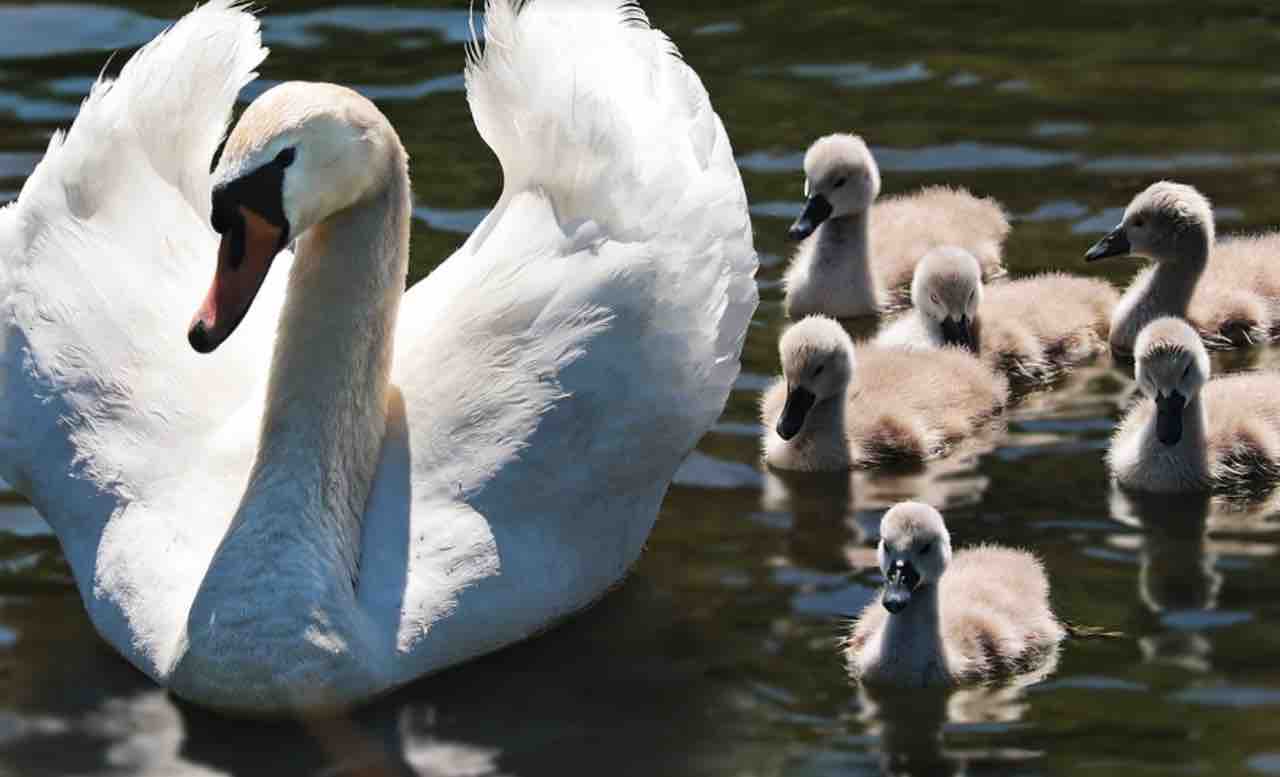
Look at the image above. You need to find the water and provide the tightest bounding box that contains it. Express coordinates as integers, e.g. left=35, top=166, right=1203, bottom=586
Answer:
left=3, top=1, right=1280, bottom=774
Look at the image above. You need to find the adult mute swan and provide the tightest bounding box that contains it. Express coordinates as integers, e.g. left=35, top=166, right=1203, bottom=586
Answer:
left=0, top=0, right=756, bottom=715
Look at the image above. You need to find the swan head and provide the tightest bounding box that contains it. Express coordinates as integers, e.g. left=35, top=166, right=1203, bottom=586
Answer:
left=189, top=81, right=400, bottom=353
left=775, top=316, right=854, bottom=440
left=877, top=502, right=953, bottom=614
left=910, top=247, right=983, bottom=352
left=1085, top=181, right=1214, bottom=265
left=788, top=134, right=881, bottom=241
left=1134, top=317, right=1210, bottom=446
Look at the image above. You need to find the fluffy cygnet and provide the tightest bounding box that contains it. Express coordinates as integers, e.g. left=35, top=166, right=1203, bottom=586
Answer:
left=784, top=134, right=1009, bottom=319
left=845, top=502, right=1065, bottom=687
left=1109, top=316, right=1280, bottom=494
left=876, top=247, right=1120, bottom=383
left=760, top=316, right=1007, bottom=471
left=1086, top=181, right=1280, bottom=355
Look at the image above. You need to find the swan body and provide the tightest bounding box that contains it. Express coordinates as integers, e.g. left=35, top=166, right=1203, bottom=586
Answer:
left=1109, top=318, right=1280, bottom=494
left=0, top=0, right=756, bottom=714
left=783, top=134, right=1008, bottom=319
left=1086, top=181, right=1280, bottom=355
left=760, top=316, right=1006, bottom=471
left=876, top=247, right=1118, bottom=383
left=845, top=502, right=1064, bottom=687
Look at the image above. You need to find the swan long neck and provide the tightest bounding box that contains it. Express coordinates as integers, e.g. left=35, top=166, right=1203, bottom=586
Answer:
left=1147, top=241, right=1207, bottom=318
left=1137, top=230, right=1210, bottom=322
left=882, top=582, right=946, bottom=682
left=809, top=389, right=852, bottom=468
left=239, top=144, right=410, bottom=589
left=818, top=210, right=872, bottom=287
left=1112, top=235, right=1208, bottom=354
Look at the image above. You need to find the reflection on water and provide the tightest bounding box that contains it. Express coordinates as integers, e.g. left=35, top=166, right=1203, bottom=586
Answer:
left=6, top=0, right=1280, bottom=774
left=858, top=656, right=1058, bottom=777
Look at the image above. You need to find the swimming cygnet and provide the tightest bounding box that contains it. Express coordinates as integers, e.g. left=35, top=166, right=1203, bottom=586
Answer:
left=760, top=316, right=1007, bottom=471
left=876, top=247, right=1120, bottom=383
left=1109, top=316, right=1280, bottom=494
left=784, top=134, right=1009, bottom=319
left=845, top=502, right=1065, bottom=687
left=1085, top=181, right=1280, bottom=355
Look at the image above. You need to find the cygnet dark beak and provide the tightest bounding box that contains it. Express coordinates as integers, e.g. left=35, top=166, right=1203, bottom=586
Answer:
left=776, top=384, right=818, bottom=441
left=788, top=194, right=833, bottom=241
left=1085, top=226, right=1131, bottom=262
left=882, top=559, right=921, bottom=613
left=1155, top=390, right=1187, bottom=446
left=940, top=315, right=976, bottom=352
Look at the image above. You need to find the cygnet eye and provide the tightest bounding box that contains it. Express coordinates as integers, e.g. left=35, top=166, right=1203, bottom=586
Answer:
left=813, top=364, right=826, bottom=377
left=1182, top=362, right=1192, bottom=380
left=920, top=542, right=933, bottom=555
left=275, top=147, right=296, bottom=168
left=833, top=176, right=848, bottom=189
left=1132, top=216, right=1145, bottom=229
left=930, top=294, right=941, bottom=305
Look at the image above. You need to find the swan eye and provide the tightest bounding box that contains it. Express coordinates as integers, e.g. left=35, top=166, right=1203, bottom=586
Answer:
left=275, top=147, right=297, bottom=168
left=920, top=542, right=933, bottom=555
left=833, top=176, right=848, bottom=189
left=1182, top=363, right=1192, bottom=380
left=814, top=364, right=825, bottom=377
left=1132, top=216, right=1145, bottom=229
left=930, top=294, right=941, bottom=306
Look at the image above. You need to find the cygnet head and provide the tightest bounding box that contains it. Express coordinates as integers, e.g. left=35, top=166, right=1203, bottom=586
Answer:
left=189, top=81, right=403, bottom=353
left=877, top=502, right=954, bottom=614
left=788, top=134, right=882, bottom=241
left=1084, top=181, right=1215, bottom=265
left=1133, top=317, right=1210, bottom=446
left=910, top=247, right=983, bottom=351
left=775, top=316, right=855, bottom=440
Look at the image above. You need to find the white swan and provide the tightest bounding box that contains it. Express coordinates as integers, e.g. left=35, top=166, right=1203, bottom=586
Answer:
left=844, top=502, right=1065, bottom=687
left=0, top=0, right=756, bottom=714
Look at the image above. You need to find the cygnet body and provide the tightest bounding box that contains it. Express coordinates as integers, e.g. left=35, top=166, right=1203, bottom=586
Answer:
left=784, top=134, right=1009, bottom=319
left=1086, top=181, right=1280, bottom=355
left=1109, top=317, right=1280, bottom=493
left=760, top=316, right=1007, bottom=471
left=845, top=502, right=1065, bottom=687
left=877, top=247, right=1119, bottom=383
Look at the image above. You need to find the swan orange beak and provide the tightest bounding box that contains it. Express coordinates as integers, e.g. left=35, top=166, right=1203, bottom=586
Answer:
left=189, top=206, right=284, bottom=353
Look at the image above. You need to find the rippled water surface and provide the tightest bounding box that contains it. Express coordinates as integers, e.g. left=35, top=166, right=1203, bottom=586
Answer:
left=5, top=1, right=1280, bottom=775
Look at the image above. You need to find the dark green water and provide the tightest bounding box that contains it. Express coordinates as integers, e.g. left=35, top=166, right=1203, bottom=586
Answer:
left=3, top=1, right=1280, bottom=774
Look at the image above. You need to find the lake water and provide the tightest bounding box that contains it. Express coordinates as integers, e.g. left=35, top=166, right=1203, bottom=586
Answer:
left=4, top=1, right=1280, bottom=775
